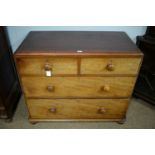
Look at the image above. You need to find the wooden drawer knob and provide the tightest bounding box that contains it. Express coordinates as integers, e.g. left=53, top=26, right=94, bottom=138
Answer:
left=106, top=63, right=115, bottom=71
left=47, top=85, right=55, bottom=92
left=49, top=107, right=57, bottom=113
left=44, top=63, right=52, bottom=70
left=45, top=63, right=53, bottom=76
left=98, top=107, right=106, bottom=114
left=101, top=85, right=110, bottom=92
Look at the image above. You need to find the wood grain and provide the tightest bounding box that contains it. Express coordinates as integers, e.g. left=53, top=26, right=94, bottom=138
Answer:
left=16, top=58, right=78, bottom=75
left=15, top=52, right=143, bottom=57
left=81, top=57, right=141, bottom=75
left=21, top=77, right=136, bottom=98
left=27, top=98, right=129, bottom=119
left=15, top=31, right=141, bottom=54
left=13, top=31, right=143, bottom=123
left=29, top=118, right=122, bottom=122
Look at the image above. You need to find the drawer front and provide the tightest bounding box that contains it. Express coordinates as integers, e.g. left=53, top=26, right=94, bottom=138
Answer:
left=21, top=77, right=136, bottom=98
left=81, top=58, right=141, bottom=75
left=27, top=99, right=129, bottom=119
left=16, top=58, right=77, bottom=75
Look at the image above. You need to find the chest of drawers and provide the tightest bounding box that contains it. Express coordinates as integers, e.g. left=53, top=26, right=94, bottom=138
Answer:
left=14, top=31, right=143, bottom=124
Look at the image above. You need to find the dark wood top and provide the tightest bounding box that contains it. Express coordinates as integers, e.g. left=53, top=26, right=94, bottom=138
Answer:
left=15, top=31, right=142, bottom=56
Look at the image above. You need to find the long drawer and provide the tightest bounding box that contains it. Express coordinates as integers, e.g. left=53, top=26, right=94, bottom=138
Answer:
left=21, top=77, right=136, bottom=98
left=81, top=58, right=141, bottom=75
left=27, top=99, right=129, bottom=119
left=16, top=57, right=78, bottom=75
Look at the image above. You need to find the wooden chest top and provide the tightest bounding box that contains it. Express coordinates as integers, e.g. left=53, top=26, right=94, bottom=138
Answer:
left=15, top=31, right=142, bottom=57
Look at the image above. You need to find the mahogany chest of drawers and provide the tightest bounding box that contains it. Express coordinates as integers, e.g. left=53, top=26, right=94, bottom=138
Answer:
left=14, top=31, right=143, bottom=124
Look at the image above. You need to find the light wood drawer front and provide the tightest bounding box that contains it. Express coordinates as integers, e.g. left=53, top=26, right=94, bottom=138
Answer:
left=27, top=99, right=128, bottom=119
left=16, top=58, right=77, bottom=75
left=81, top=58, right=141, bottom=75
left=22, top=77, right=136, bottom=98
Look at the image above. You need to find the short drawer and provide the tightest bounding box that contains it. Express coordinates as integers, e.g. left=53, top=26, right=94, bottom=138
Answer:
left=21, top=77, right=136, bottom=98
left=27, top=99, right=129, bottom=119
left=16, top=57, right=78, bottom=75
left=81, top=58, right=141, bottom=75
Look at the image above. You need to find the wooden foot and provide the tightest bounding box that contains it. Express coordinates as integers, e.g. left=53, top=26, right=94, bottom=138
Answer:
left=30, top=122, right=37, bottom=125
left=5, top=118, right=13, bottom=123
left=117, top=118, right=126, bottom=124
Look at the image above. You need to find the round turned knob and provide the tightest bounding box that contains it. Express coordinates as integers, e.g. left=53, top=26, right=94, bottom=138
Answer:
left=44, top=63, right=52, bottom=70
left=49, top=107, right=57, bottom=113
left=101, top=85, right=110, bottom=92
left=98, top=107, right=106, bottom=114
left=47, top=85, right=55, bottom=92
left=106, top=63, right=115, bottom=71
